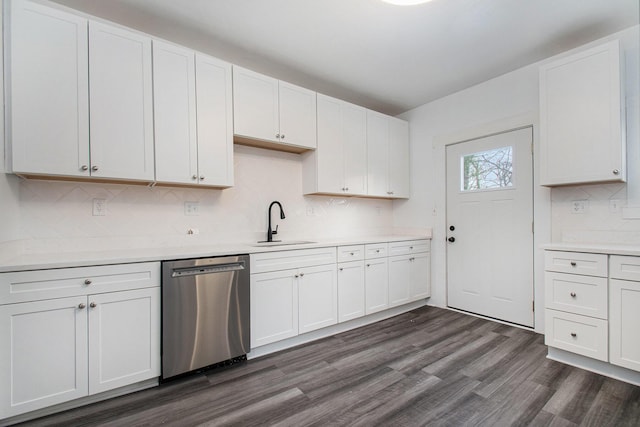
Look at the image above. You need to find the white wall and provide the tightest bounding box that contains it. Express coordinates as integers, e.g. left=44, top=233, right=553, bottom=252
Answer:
left=395, top=25, right=640, bottom=332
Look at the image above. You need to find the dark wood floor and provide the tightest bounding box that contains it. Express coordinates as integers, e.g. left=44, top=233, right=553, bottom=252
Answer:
left=16, top=306, right=640, bottom=427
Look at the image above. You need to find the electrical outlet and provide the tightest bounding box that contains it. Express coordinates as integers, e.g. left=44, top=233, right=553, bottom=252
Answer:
left=571, top=200, right=587, bottom=214
left=306, top=206, right=315, bottom=216
left=184, top=202, right=200, bottom=216
left=92, top=199, right=106, bottom=216
left=609, top=199, right=621, bottom=213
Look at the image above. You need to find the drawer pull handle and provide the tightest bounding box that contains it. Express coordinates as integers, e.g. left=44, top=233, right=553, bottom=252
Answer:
left=570, top=292, right=576, bottom=298
left=570, top=332, right=577, bottom=338
left=84, top=279, right=92, bottom=285
left=570, top=262, right=577, bottom=267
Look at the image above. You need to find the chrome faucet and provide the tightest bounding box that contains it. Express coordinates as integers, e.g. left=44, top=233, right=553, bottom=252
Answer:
left=267, top=201, right=285, bottom=242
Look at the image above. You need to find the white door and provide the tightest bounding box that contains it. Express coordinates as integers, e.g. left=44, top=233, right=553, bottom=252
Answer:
left=388, top=255, right=411, bottom=307
left=89, top=22, right=154, bottom=181
left=298, top=264, right=338, bottom=334
left=446, top=127, right=534, bottom=327
left=366, top=110, right=389, bottom=197
left=610, top=279, right=640, bottom=371
left=316, top=94, right=344, bottom=193
left=342, top=102, right=368, bottom=196
left=232, top=66, right=279, bottom=142
left=88, top=288, right=160, bottom=395
left=278, top=81, right=317, bottom=149
left=337, top=261, right=365, bottom=322
left=365, top=257, right=389, bottom=315
left=410, top=252, right=431, bottom=300
left=389, top=118, right=410, bottom=198
left=0, top=297, right=88, bottom=418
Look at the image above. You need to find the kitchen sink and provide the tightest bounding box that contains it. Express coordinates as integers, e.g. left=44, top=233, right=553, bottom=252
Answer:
left=252, top=240, right=317, bottom=247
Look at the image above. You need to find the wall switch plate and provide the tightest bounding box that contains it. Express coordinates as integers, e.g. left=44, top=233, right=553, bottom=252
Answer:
left=92, top=199, right=106, bottom=216
left=571, top=200, right=587, bottom=214
left=609, top=199, right=622, bottom=213
left=184, top=202, right=200, bottom=216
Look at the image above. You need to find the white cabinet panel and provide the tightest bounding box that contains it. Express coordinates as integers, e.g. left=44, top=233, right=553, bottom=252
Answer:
left=0, top=297, right=88, bottom=418
left=250, top=247, right=336, bottom=274
left=6, top=0, right=89, bottom=177
left=610, top=255, right=640, bottom=282
left=366, top=110, right=389, bottom=197
left=610, top=279, right=640, bottom=372
left=365, top=258, right=389, bottom=314
left=544, top=272, right=608, bottom=319
left=337, top=245, right=365, bottom=263
left=153, top=41, right=197, bottom=184
left=410, top=252, right=431, bottom=300
left=342, top=102, right=368, bottom=195
left=540, top=40, right=625, bottom=186
left=337, top=261, right=365, bottom=323
left=250, top=269, right=298, bottom=348
left=195, top=54, right=234, bottom=186
left=232, top=66, right=279, bottom=143
left=388, top=255, right=410, bottom=307
left=298, top=264, right=337, bottom=334
left=88, top=288, right=160, bottom=394
left=389, top=117, right=410, bottom=198
left=278, top=81, right=317, bottom=149
left=543, top=251, right=608, bottom=277
left=544, top=309, right=608, bottom=362
left=89, top=22, right=154, bottom=181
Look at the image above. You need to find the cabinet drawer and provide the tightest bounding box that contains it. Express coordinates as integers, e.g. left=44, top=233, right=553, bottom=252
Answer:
left=250, top=247, right=337, bottom=274
left=388, top=240, right=430, bottom=256
left=0, top=262, right=160, bottom=305
left=365, top=243, right=388, bottom=259
left=610, top=255, right=640, bottom=282
left=337, top=245, right=364, bottom=263
left=545, top=272, right=608, bottom=319
left=544, top=251, right=607, bottom=277
left=544, top=309, right=608, bottom=362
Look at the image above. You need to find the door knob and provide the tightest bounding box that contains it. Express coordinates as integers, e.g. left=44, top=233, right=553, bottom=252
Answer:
left=448, top=237, right=455, bottom=243
left=449, top=225, right=455, bottom=231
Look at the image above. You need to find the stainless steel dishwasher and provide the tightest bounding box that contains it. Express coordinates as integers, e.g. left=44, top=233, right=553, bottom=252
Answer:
left=161, top=255, right=250, bottom=380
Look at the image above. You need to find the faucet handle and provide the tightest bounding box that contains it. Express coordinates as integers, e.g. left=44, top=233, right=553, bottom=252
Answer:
left=273, top=224, right=278, bottom=235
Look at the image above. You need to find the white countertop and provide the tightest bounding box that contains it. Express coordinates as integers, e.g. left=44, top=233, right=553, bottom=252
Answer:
left=0, top=234, right=432, bottom=273
left=543, top=242, right=640, bottom=257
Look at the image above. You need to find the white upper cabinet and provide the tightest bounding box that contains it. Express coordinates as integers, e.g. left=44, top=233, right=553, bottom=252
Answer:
left=232, top=66, right=317, bottom=151
left=366, top=111, right=410, bottom=198
left=153, top=40, right=233, bottom=187
left=303, top=94, right=367, bottom=196
left=6, top=0, right=90, bottom=177
left=540, top=40, right=625, bottom=186
left=89, top=22, right=154, bottom=181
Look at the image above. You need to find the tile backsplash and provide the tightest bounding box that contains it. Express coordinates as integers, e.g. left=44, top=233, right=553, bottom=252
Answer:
left=9, top=145, right=395, bottom=254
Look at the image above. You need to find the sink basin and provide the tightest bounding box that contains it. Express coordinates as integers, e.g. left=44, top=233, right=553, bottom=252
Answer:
left=252, top=240, right=316, bottom=247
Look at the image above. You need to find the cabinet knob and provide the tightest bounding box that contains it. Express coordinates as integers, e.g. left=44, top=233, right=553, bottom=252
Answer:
left=410, top=257, right=415, bottom=261
left=339, top=267, right=343, bottom=271
left=366, top=264, right=371, bottom=267
left=570, top=292, right=577, bottom=298
left=84, top=279, right=92, bottom=285
left=570, top=261, right=577, bottom=267
left=90, top=302, right=97, bottom=308
left=276, top=133, right=280, bottom=139
left=613, top=169, right=620, bottom=175
left=281, top=134, right=285, bottom=139
left=81, top=165, right=89, bottom=171
left=91, top=165, right=99, bottom=172
left=570, top=332, right=577, bottom=338
left=376, top=249, right=380, bottom=253
left=294, top=274, right=299, bottom=278
left=192, top=175, right=198, bottom=180
left=350, top=252, right=354, bottom=256
left=300, top=272, right=304, bottom=277
left=200, top=176, right=205, bottom=181
left=78, top=303, right=86, bottom=309
left=448, top=237, right=455, bottom=243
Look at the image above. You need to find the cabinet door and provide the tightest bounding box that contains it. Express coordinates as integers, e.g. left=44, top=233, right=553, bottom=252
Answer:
left=88, top=288, right=160, bottom=394
left=7, top=0, right=89, bottom=177
left=278, top=81, right=317, bottom=149
left=316, top=94, right=345, bottom=193
left=298, top=264, right=338, bottom=334
left=337, top=261, right=365, bottom=323
left=388, top=118, right=410, bottom=198
left=366, top=110, right=389, bottom=197
left=540, top=40, right=624, bottom=186
left=232, top=66, right=279, bottom=143
left=342, top=102, right=368, bottom=195
left=152, top=41, right=197, bottom=185
left=610, top=279, right=640, bottom=372
left=195, top=54, right=234, bottom=187
left=410, top=252, right=431, bottom=300
left=365, top=258, right=389, bottom=314
left=0, top=298, right=88, bottom=418
left=89, top=22, right=154, bottom=181
left=250, top=270, right=298, bottom=348
left=388, top=255, right=410, bottom=307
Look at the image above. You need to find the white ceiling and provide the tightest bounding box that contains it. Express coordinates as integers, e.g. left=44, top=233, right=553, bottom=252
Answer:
left=51, top=0, right=639, bottom=115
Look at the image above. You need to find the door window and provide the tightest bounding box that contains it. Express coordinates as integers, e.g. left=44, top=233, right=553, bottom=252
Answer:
left=461, top=146, right=513, bottom=191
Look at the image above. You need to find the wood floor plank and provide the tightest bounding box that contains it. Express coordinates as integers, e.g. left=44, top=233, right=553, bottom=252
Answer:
left=12, top=306, right=640, bottom=427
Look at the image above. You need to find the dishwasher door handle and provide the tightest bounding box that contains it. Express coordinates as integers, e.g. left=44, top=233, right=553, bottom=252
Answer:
left=171, top=262, right=245, bottom=278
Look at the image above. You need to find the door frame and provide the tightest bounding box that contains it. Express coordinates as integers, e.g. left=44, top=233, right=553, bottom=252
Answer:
left=435, top=113, right=551, bottom=333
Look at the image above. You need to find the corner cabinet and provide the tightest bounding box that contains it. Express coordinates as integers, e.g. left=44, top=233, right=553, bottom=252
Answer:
left=302, top=94, right=368, bottom=196
left=152, top=41, right=233, bottom=187
left=0, top=263, right=160, bottom=420
left=539, top=40, right=625, bottom=186
left=233, top=66, right=317, bottom=151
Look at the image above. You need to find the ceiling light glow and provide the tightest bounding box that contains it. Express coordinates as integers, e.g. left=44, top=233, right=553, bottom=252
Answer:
left=381, top=0, right=434, bottom=5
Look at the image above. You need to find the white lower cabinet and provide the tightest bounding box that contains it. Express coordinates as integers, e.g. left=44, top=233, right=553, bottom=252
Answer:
left=337, top=261, right=365, bottom=322
left=610, top=255, right=640, bottom=372
left=388, top=256, right=411, bottom=307
left=365, top=258, right=389, bottom=315
left=0, top=263, right=160, bottom=420
left=298, top=264, right=338, bottom=334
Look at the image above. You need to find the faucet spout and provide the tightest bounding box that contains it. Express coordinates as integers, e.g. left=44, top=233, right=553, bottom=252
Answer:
left=267, top=201, right=285, bottom=242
